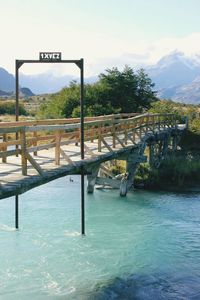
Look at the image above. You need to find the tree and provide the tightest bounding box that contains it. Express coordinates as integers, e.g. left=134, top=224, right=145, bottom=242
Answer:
left=0, top=101, right=27, bottom=115
left=38, top=82, right=80, bottom=118
left=98, top=66, right=157, bottom=112
left=136, top=68, right=157, bottom=110
left=37, top=65, right=157, bottom=119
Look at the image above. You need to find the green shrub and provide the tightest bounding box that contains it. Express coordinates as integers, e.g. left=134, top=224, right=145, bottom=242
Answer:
left=135, top=153, right=200, bottom=189
left=0, top=101, right=27, bottom=115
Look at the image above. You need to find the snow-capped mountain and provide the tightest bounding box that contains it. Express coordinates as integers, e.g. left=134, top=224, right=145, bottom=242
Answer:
left=147, top=51, right=200, bottom=90
left=146, top=51, right=200, bottom=103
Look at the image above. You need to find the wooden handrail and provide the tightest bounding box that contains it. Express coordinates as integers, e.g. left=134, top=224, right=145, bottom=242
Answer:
left=0, top=113, right=175, bottom=133
left=0, top=113, right=140, bottom=128
left=0, top=113, right=185, bottom=175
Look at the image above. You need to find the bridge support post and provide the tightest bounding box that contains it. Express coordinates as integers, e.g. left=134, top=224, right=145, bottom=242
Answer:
left=172, top=136, right=178, bottom=151
left=149, top=143, right=155, bottom=166
left=87, top=165, right=100, bottom=193
left=162, top=136, right=170, bottom=156
left=15, top=195, right=19, bottom=229
left=120, top=161, right=138, bottom=197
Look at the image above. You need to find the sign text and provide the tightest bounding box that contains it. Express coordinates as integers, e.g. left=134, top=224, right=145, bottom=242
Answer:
left=39, top=52, right=62, bottom=61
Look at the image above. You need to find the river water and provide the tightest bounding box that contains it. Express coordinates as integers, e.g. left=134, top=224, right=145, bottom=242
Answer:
left=0, top=176, right=200, bottom=300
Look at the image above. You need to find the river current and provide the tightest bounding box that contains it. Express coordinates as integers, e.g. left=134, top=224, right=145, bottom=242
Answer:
left=0, top=176, right=200, bottom=299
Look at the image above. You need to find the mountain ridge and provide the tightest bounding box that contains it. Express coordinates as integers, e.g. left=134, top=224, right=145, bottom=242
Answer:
left=0, top=67, right=35, bottom=97
left=1, top=51, right=200, bottom=103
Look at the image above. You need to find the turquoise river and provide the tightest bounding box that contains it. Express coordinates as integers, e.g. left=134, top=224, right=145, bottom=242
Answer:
left=0, top=176, right=200, bottom=299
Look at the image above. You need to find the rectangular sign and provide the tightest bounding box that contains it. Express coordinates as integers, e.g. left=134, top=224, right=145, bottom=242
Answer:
left=39, top=52, right=62, bottom=61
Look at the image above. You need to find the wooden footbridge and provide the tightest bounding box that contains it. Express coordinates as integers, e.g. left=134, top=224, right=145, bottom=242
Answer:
left=0, top=113, right=187, bottom=229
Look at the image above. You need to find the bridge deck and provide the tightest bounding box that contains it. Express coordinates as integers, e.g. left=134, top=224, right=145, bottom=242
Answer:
left=0, top=136, right=138, bottom=199
left=0, top=113, right=186, bottom=199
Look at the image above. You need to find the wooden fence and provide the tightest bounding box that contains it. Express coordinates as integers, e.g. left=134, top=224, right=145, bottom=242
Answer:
left=0, top=113, right=180, bottom=176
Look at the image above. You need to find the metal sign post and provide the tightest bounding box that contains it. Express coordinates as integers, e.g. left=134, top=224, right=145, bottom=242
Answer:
left=80, top=59, right=85, bottom=235
left=15, top=53, right=85, bottom=235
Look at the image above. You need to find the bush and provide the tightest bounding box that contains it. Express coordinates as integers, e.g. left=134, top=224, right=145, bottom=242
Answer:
left=179, top=130, right=200, bottom=152
left=37, top=66, right=157, bottom=119
left=0, top=101, right=27, bottom=115
left=135, top=153, right=200, bottom=189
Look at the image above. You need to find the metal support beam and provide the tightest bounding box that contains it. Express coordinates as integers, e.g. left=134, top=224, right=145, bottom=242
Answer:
left=15, top=195, right=19, bottom=229
left=81, top=169, right=85, bottom=235
left=15, top=55, right=85, bottom=235
left=15, top=61, right=19, bottom=122
left=80, top=58, right=84, bottom=161
left=15, top=61, right=19, bottom=155
left=80, top=59, right=85, bottom=235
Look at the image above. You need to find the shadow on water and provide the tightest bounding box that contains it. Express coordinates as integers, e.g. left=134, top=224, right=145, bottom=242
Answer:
left=87, top=272, right=200, bottom=300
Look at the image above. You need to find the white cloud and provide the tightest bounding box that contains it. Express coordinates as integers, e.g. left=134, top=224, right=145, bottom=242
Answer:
left=89, top=32, right=200, bottom=75
left=147, top=33, right=200, bottom=62
left=2, top=31, right=200, bottom=77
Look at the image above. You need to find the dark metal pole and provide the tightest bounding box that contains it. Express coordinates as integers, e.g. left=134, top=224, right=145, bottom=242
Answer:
left=15, top=61, right=19, bottom=156
left=80, top=58, right=84, bottom=161
left=15, top=195, right=19, bottom=229
left=14, top=56, right=85, bottom=233
left=15, top=60, right=19, bottom=122
left=81, top=171, right=85, bottom=235
left=80, top=58, right=85, bottom=235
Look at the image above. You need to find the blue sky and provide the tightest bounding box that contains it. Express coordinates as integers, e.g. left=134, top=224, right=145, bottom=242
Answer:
left=1, top=0, right=200, bottom=76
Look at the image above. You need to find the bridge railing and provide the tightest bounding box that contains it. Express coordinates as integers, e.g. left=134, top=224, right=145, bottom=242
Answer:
left=0, top=113, right=183, bottom=176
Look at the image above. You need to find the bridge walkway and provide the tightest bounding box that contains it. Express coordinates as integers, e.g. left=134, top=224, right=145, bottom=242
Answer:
left=0, top=113, right=186, bottom=199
